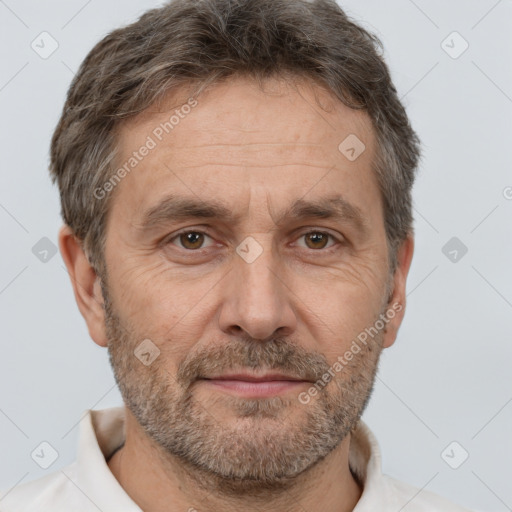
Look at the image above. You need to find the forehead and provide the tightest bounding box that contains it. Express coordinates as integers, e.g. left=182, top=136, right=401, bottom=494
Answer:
left=108, top=76, right=380, bottom=231
left=115, top=76, right=375, bottom=164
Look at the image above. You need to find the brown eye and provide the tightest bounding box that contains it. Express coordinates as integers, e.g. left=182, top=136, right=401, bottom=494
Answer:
left=177, top=232, right=207, bottom=250
left=303, top=232, right=331, bottom=250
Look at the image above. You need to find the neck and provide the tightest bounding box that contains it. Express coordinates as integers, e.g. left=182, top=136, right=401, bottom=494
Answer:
left=107, top=408, right=363, bottom=512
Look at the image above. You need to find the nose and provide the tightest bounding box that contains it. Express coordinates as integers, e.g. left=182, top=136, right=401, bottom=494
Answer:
left=217, top=238, right=297, bottom=341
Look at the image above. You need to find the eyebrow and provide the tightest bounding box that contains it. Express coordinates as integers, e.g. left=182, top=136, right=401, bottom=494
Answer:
left=136, top=193, right=369, bottom=235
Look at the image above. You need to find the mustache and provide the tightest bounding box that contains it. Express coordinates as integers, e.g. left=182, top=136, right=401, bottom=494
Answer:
left=176, top=335, right=331, bottom=386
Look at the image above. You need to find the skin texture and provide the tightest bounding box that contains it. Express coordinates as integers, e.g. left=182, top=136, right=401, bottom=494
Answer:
left=59, top=76, right=414, bottom=512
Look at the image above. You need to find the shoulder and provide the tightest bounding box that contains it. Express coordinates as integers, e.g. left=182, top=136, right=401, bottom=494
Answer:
left=382, top=474, right=473, bottom=511
left=350, top=420, right=472, bottom=512
left=0, top=463, right=92, bottom=512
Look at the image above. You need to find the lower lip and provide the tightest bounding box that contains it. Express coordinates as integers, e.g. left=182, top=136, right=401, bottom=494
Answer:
left=200, top=379, right=307, bottom=397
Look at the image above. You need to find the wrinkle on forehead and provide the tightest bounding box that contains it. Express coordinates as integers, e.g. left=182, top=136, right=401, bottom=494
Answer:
left=116, top=74, right=374, bottom=158
left=108, top=75, right=380, bottom=243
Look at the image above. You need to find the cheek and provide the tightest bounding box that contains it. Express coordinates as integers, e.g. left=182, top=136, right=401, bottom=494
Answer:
left=299, top=257, right=385, bottom=311
left=109, top=260, right=221, bottom=356
left=292, top=271, right=387, bottom=355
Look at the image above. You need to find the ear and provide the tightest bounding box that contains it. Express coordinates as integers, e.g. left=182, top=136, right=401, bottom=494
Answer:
left=381, top=234, right=414, bottom=349
left=58, top=225, right=109, bottom=347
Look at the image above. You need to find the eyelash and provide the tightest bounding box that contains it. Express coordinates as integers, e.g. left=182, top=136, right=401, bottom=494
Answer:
left=165, top=229, right=344, bottom=253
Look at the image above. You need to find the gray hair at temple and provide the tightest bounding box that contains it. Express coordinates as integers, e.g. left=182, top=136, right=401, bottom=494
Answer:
left=49, top=0, right=421, bottom=280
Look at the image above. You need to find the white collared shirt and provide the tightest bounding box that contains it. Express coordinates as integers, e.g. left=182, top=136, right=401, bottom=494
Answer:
left=0, top=407, right=471, bottom=511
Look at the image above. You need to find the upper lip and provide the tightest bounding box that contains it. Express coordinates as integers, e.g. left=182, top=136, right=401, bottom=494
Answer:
left=203, top=373, right=308, bottom=382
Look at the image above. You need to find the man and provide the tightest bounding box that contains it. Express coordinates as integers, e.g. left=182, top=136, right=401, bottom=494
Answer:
left=0, top=0, right=471, bottom=510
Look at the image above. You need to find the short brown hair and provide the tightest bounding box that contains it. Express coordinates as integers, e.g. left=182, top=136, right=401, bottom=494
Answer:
left=50, top=0, right=420, bottom=278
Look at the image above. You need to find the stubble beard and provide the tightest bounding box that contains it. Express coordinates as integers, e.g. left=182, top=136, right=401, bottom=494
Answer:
left=103, top=284, right=385, bottom=497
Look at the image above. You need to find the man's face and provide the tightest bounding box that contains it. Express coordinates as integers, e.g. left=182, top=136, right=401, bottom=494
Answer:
left=100, top=76, right=400, bottom=491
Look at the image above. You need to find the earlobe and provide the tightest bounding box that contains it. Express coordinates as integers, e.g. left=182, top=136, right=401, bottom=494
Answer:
left=381, top=234, right=414, bottom=349
left=58, top=225, right=109, bottom=347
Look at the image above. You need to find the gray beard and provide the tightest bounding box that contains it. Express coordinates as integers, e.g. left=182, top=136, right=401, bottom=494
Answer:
left=104, top=290, right=383, bottom=498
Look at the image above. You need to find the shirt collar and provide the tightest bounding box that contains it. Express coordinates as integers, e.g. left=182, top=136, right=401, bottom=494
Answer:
left=349, top=418, right=387, bottom=510
left=75, top=406, right=385, bottom=509
left=76, top=407, right=141, bottom=511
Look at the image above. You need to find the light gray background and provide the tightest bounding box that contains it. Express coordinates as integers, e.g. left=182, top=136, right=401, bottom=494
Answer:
left=0, top=1, right=511, bottom=510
